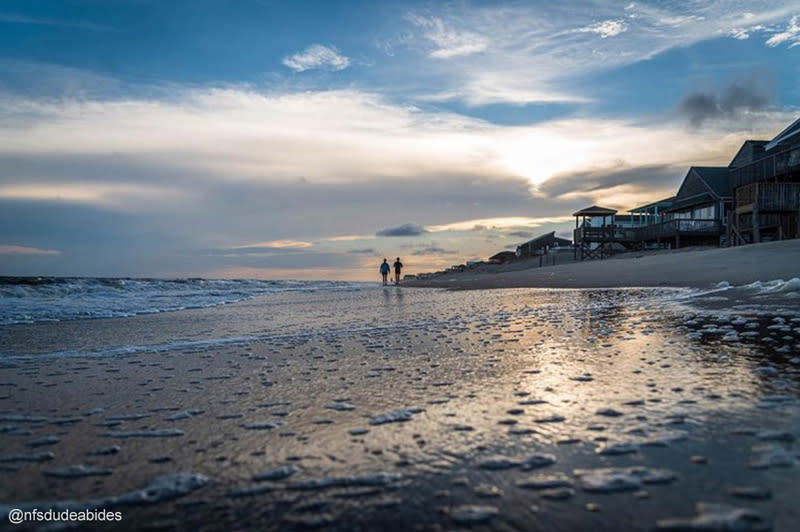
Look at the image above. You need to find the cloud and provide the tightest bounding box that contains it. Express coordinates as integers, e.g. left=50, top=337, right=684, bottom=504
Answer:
left=0, top=244, right=60, bottom=255
left=677, top=77, right=774, bottom=127
left=0, top=12, right=112, bottom=31
left=232, top=240, right=313, bottom=249
left=427, top=216, right=572, bottom=233
left=376, top=222, right=427, bottom=237
left=1, top=84, right=795, bottom=279
left=411, top=246, right=458, bottom=256
left=407, top=15, right=488, bottom=58
left=403, top=2, right=798, bottom=105
left=282, top=44, right=350, bottom=72
left=574, top=19, right=628, bottom=38
left=537, top=164, right=684, bottom=207
left=347, top=248, right=375, bottom=254
left=765, top=15, right=800, bottom=48
left=506, top=231, right=532, bottom=238
left=1, top=87, right=791, bottom=195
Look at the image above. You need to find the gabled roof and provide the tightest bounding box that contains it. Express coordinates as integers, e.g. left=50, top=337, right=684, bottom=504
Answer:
left=572, top=205, right=618, bottom=217
left=693, top=167, right=732, bottom=197
left=685, top=167, right=732, bottom=198
left=517, top=231, right=571, bottom=248
left=489, top=250, right=517, bottom=260
left=765, top=116, right=800, bottom=151
left=518, top=231, right=555, bottom=247
left=728, top=140, right=768, bottom=168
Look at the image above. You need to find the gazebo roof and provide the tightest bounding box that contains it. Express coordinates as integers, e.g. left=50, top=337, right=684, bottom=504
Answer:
left=572, top=205, right=618, bottom=217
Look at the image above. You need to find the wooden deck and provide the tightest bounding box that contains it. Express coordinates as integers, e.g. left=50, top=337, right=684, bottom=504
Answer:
left=730, top=182, right=800, bottom=244
left=573, top=219, right=723, bottom=259
left=734, top=182, right=800, bottom=213
left=575, top=219, right=722, bottom=244
left=730, top=144, right=800, bottom=188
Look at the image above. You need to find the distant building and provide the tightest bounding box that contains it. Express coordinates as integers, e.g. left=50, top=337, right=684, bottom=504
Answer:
left=488, top=251, right=517, bottom=264
left=516, top=231, right=572, bottom=258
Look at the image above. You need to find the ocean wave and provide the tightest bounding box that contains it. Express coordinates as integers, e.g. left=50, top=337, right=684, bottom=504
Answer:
left=0, top=277, right=368, bottom=325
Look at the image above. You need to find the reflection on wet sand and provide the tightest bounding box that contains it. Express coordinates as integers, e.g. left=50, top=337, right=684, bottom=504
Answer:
left=0, top=286, right=798, bottom=530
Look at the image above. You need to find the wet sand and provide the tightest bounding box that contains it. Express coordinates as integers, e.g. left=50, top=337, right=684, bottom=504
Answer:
left=1, top=286, right=799, bottom=531
left=404, top=239, right=800, bottom=290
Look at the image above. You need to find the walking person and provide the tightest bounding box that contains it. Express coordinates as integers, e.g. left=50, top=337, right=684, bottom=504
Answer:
left=393, top=257, right=403, bottom=285
left=379, top=258, right=390, bottom=285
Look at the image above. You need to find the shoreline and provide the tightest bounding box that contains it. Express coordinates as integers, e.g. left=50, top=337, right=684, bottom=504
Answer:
left=404, top=239, right=800, bottom=290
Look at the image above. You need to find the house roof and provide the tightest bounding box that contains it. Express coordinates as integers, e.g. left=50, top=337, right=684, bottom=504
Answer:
left=572, top=205, right=618, bottom=216
left=765, top=116, right=800, bottom=151
left=489, top=250, right=516, bottom=260
left=517, top=231, right=571, bottom=249
left=629, top=196, right=675, bottom=213
left=663, top=192, right=718, bottom=213
left=690, top=167, right=732, bottom=198
left=728, top=140, right=768, bottom=168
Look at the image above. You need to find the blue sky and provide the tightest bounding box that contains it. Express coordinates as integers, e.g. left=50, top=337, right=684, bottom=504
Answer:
left=1, top=0, right=799, bottom=280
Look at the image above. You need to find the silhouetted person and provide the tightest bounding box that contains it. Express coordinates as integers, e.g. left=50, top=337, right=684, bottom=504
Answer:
left=393, top=257, right=403, bottom=285
left=379, top=258, right=390, bottom=285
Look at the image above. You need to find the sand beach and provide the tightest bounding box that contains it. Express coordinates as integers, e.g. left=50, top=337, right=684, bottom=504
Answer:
left=404, top=239, right=800, bottom=291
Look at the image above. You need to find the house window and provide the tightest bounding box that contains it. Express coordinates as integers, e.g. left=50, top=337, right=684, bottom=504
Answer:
left=693, top=205, right=715, bottom=219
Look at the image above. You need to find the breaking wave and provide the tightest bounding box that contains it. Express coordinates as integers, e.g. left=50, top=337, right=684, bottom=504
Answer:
left=0, top=277, right=367, bottom=325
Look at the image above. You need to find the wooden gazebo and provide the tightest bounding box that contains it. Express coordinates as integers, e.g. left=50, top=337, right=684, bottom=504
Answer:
left=573, top=205, right=618, bottom=260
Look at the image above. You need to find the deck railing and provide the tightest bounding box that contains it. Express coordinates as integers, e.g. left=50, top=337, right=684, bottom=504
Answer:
left=731, top=145, right=800, bottom=188
left=575, top=219, right=722, bottom=243
left=630, top=219, right=721, bottom=241
left=735, top=182, right=800, bottom=211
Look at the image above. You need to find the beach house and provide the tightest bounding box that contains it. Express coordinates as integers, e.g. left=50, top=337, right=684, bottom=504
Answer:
left=567, top=117, right=800, bottom=260
left=728, top=118, right=800, bottom=244
left=516, top=231, right=573, bottom=258
left=574, top=168, right=731, bottom=258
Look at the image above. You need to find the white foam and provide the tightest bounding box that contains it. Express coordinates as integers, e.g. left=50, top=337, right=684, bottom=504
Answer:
left=369, top=407, right=424, bottom=425
left=575, top=467, right=677, bottom=492
left=0, top=473, right=207, bottom=514
left=446, top=505, right=498, bottom=524
left=656, top=502, right=770, bottom=531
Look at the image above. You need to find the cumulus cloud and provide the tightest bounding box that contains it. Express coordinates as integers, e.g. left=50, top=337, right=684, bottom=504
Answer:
left=376, top=223, right=428, bottom=237
left=282, top=44, right=350, bottom=72
left=677, top=77, right=774, bottom=127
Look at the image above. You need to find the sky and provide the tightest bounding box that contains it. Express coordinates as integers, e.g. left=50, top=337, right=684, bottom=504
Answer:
left=1, top=0, right=799, bottom=281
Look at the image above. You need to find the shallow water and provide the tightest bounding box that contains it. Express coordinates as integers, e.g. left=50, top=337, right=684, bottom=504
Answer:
left=0, top=285, right=798, bottom=531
